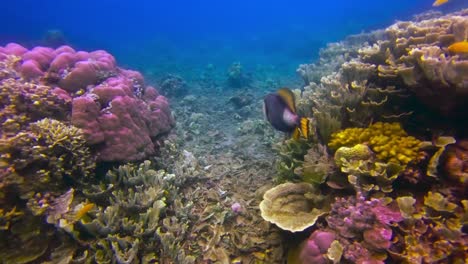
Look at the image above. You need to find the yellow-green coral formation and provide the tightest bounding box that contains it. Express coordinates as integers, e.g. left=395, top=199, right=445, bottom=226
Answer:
left=0, top=118, right=95, bottom=195
left=0, top=119, right=95, bottom=263
left=0, top=56, right=70, bottom=135
left=334, top=144, right=403, bottom=193
left=273, top=138, right=313, bottom=183
left=329, top=122, right=422, bottom=166
left=394, top=193, right=468, bottom=263
left=259, top=182, right=329, bottom=232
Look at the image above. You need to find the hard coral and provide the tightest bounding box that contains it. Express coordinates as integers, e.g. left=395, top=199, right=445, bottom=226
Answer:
left=259, top=182, right=329, bottom=232
left=288, top=230, right=336, bottom=264
left=394, top=192, right=468, bottom=263
left=0, top=43, right=174, bottom=162
left=334, top=144, right=403, bottom=193
left=329, top=122, right=422, bottom=166
left=361, top=10, right=468, bottom=121
left=326, top=193, right=402, bottom=263
left=0, top=118, right=95, bottom=196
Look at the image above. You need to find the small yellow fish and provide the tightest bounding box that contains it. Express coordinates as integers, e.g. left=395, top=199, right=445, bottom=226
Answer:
left=74, top=203, right=94, bottom=220
left=433, top=0, right=448, bottom=6
left=448, top=41, right=468, bottom=54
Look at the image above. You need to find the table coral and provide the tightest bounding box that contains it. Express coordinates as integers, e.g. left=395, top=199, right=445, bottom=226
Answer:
left=259, top=182, right=329, bottom=232
left=360, top=10, right=468, bottom=121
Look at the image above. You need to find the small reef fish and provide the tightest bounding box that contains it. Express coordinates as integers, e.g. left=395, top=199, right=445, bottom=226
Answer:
left=263, top=88, right=310, bottom=140
left=448, top=40, right=468, bottom=54
left=74, top=203, right=95, bottom=220
left=432, top=0, right=449, bottom=6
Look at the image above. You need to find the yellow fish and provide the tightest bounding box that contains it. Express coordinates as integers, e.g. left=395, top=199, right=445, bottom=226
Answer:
left=74, top=203, right=94, bottom=220
left=432, top=0, right=448, bottom=6
left=448, top=41, right=468, bottom=54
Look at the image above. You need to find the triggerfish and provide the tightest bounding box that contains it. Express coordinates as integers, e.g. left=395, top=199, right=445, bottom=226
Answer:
left=432, top=0, right=449, bottom=6
left=263, top=88, right=310, bottom=140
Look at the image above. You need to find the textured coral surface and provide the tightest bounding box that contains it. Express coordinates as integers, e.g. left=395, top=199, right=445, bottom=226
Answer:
left=0, top=43, right=174, bottom=162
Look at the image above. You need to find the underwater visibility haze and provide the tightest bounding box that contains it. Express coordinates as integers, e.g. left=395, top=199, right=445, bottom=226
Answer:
left=0, top=0, right=467, bottom=263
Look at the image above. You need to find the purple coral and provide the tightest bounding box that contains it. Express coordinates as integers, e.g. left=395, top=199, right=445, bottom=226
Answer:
left=327, top=193, right=402, bottom=239
left=299, top=230, right=336, bottom=264
left=325, top=193, right=402, bottom=263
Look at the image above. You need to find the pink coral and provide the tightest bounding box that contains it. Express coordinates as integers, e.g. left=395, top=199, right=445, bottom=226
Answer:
left=20, top=60, right=44, bottom=79
left=299, top=231, right=335, bottom=264
left=1, top=42, right=174, bottom=163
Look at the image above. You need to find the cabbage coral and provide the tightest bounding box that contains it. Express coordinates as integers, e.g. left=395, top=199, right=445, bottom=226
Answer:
left=259, top=182, right=329, bottom=232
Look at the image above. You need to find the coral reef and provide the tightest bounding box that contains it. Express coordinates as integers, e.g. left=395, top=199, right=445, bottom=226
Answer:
left=393, top=193, right=468, bottom=263
left=0, top=43, right=174, bottom=162
left=363, top=10, right=468, bottom=121
left=0, top=118, right=95, bottom=264
left=266, top=9, right=468, bottom=264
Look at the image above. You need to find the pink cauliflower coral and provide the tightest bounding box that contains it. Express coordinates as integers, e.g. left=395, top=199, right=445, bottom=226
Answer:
left=0, top=43, right=174, bottom=162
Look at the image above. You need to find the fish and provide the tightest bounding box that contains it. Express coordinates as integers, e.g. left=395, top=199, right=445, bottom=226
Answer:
left=448, top=40, right=468, bottom=54
left=263, top=87, right=310, bottom=140
left=432, top=0, right=449, bottom=6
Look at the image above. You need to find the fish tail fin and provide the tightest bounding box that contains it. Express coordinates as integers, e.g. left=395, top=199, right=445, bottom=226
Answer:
left=299, top=117, right=310, bottom=139
left=291, top=117, right=310, bottom=140
left=292, top=127, right=301, bottom=140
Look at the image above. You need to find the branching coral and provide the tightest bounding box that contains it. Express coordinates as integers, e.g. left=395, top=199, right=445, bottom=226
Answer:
left=273, top=138, right=312, bottom=183
left=0, top=118, right=95, bottom=197
left=294, top=144, right=336, bottom=184
left=0, top=118, right=95, bottom=263
left=0, top=60, right=71, bottom=135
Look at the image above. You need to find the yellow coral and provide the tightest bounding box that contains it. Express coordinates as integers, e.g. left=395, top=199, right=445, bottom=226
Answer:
left=329, top=122, right=421, bottom=166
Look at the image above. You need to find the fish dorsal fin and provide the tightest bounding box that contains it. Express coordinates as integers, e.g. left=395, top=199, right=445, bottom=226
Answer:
left=277, top=88, right=296, bottom=113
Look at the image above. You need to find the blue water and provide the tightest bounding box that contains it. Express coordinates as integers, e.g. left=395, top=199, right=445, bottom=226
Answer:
left=1, top=0, right=465, bottom=75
